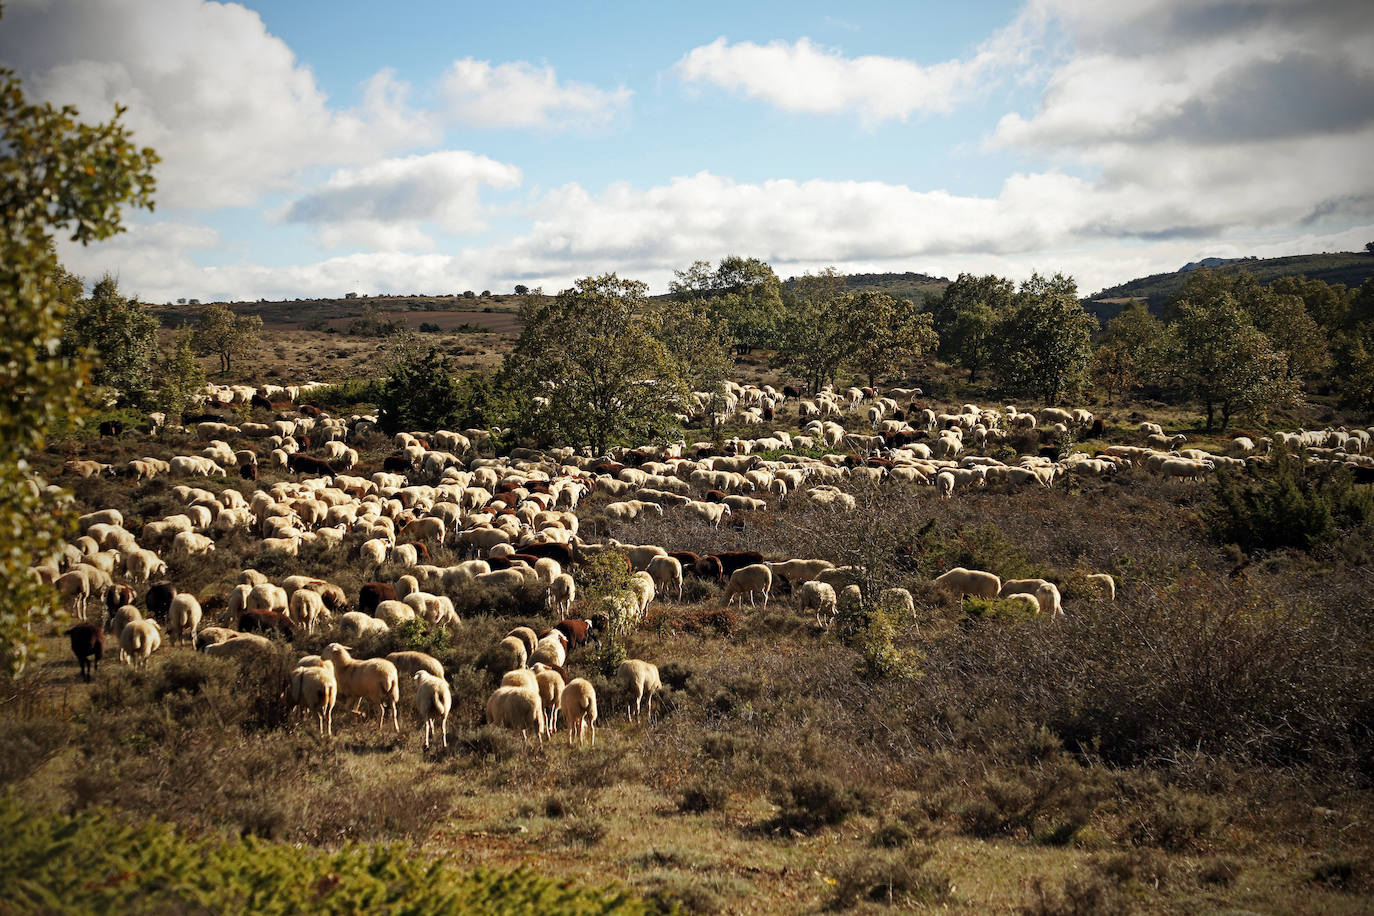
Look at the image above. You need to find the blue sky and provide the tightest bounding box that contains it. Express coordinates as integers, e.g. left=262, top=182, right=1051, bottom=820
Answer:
left=3, top=0, right=1372, bottom=303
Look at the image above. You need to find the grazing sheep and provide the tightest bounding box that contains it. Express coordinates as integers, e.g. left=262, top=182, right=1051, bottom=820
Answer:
left=1002, top=593, right=1042, bottom=616
left=561, top=678, right=598, bottom=746
left=322, top=643, right=401, bottom=732
left=373, top=599, right=415, bottom=627
left=495, top=635, right=528, bottom=673
left=65, top=622, right=103, bottom=681
left=413, top=670, right=452, bottom=749
left=193, top=626, right=239, bottom=651
left=485, top=684, right=545, bottom=743
left=933, top=567, right=1002, bottom=605
left=386, top=650, right=444, bottom=681
left=722, top=563, right=772, bottom=607
left=106, top=604, right=142, bottom=641
left=290, top=659, right=338, bottom=737
left=876, top=587, right=916, bottom=621
left=203, top=633, right=274, bottom=660
left=797, top=580, right=838, bottom=627
left=617, top=659, right=661, bottom=723
left=288, top=588, right=327, bottom=634
left=532, top=664, right=565, bottom=736
left=166, top=593, right=202, bottom=646
left=119, top=619, right=162, bottom=669
left=501, top=668, right=539, bottom=691
left=1085, top=573, right=1116, bottom=601
left=530, top=630, right=568, bottom=668
left=646, top=555, right=684, bottom=600
left=999, top=579, right=1063, bottom=618
left=766, top=558, right=835, bottom=590
left=339, top=611, right=389, bottom=639
left=506, top=626, right=539, bottom=656
left=546, top=573, right=576, bottom=615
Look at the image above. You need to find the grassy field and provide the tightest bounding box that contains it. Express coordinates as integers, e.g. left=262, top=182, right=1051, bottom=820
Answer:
left=7, top=376, right=1374, bottom=913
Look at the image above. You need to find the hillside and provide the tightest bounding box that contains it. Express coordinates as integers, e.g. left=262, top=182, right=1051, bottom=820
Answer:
left=1087, top=249, right=1374, bottom=315
left=783, top=270, right=950, bottom=302
left=154, top=292, right=530, bottom=329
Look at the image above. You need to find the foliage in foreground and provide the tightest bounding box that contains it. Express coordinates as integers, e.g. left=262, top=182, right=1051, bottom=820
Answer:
left=0, top=796, right=650, bottom=916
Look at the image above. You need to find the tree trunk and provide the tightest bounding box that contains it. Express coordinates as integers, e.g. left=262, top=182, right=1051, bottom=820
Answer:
left=1204, top=401, right=1216, bottom=431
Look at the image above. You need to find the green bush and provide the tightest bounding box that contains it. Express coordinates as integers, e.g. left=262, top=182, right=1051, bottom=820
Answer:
left=827, top=848, right=951, bottom=910
left=1207, top=440, right=1372, bottom=552
left=769, top=775, right=866, bottom=834
left=0, top=797, right=651, bottom=915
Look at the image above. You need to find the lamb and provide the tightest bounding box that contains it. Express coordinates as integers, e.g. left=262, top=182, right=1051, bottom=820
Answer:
left=485, top=684, right=545, bottom=742
left=646, top=555, right=684, bottom=600
left=290, top=659, right=338, bottom=737
left=933, top=567, right=1002, bottom=605
left=617, top=658, right=661, bottom=723
left=560, top=678, right=598, bottom=746
left=322, top=643, right=400, bottom=732
left=119, top=619, right=162, bottom=669
left=797, top=580, right=838, bottom=628
left=413, top=670, right=452, bottom=749
left=999, top=579, right=1063, bottom=618
left=166, top=593, right=202, bottom=646
left=722, top=563, right=772, bottom=607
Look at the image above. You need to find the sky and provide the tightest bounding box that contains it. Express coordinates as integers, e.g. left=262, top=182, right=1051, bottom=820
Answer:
left=3, top=0, right=1373, bottom=304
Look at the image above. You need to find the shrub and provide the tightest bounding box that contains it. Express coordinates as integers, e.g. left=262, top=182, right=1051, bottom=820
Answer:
left=1125, top=786, right=1221, bottom=851
left=827, top=848, right=951, bottom=910
left=677, top=776, right=731, bottom=813
left=1207, top=439, right=1372, bottom=552
left=770, top=775, right=865, bottom=834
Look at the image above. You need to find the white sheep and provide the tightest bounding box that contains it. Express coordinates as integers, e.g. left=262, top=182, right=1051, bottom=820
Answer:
left=1001, top=593, right=1042, bottom=616
left=119, top=619, right=161, bottom=669
left=290, top=659, right=337, bottom=737
left=560, top=678, right=598, bottom=746
left=166, top=593, right=202, bottom=646
left=933, top=567, right=1002, bottom=606
left=529, top=630, right=568, bottom=668
left=722, top=563, right=772, bottom=607
left=340, top=611, right=390, bottom=639
left=797, top=580, right=838, bottom=627
left=203, top=633, right=274, bottom=660
left=999, top=579, right=1063, bottom=618
left=322, top=643, right=400, bottom=732
left=506, top=626, right=539, bottom=656
left=533, top=664, right=565, bottom=737
left=496, top=635, right=528, bottom=672
left=546, top=573, right=576, bottom=615
left=485, top=684, right=545, bottom=743
left=876, top=587, right=916, bottom=621
left=288, top=588, right=327, bottom=634
left=617, top=658, right=661, bottom=723
left=413, top=670, right=452, bottom=749
left=1085, top=573, right=1116, bottom=601
left=647, top=555, right=684, bottom=600
left=373, top=599, right=416, bottom=628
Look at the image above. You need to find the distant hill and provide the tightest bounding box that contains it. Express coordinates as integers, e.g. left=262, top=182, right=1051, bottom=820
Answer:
left=152, top=292, right=531, bottom=328
left=1087, top=250, right=1374, bottom=317
left=782, top=270, right=950, bottom=302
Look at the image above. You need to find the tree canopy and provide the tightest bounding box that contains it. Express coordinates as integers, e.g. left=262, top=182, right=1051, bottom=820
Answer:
left=506, top=274, right=690, bottom=455
left=0, top=66, right=158, bottom=675
left=191, top=303, right=263, bottom=375
left=60, top=274, right=160, bottom=407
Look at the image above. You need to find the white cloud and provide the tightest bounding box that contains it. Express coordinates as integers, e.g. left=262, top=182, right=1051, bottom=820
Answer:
left=0, top=0, right=438, bottom=209
left=440, top=58, right=631, bottom=128
left=675, top=13, right=1042, bottom=124
left=280, top=151, right=523, bottom=250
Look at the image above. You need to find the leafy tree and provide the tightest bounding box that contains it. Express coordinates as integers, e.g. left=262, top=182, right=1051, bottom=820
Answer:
left=775, top=268, right=850, bottom=394
left=1173, top=294, right=1296, bottom=430
left=670, top=256, right=785, bottom=354
left=513, top=284, right=529, bottom=295
left=991, top=272, right=1095, bottom=404
left=0, top=66, right=157, bottom=675
left=191, top=303, right=262, bottom=375
left=1269, top=275, right=1349, bottom=331
left=655, top=296, right=731, bottom=430
left=931, top=273, right=1014, bottom=381
left=842, top=291, right=939, bottom=389
left=60, top=274, right=160, bottom=406
left=377, top=347, right=474, bottom=435
left=154, top=331, right=207, bottom=425
left=506, top=274, right=688, bottom=454
left=1090, top=303, right=1168, bottom=403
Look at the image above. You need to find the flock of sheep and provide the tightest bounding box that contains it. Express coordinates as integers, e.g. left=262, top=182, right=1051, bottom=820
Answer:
left=33, top=376, right=1374, bottom=748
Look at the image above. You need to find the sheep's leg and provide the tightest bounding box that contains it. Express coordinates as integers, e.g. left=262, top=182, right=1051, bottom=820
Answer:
left=440, top=715, right=448, bottom=748
left=391, top=700, right=399, bottom=733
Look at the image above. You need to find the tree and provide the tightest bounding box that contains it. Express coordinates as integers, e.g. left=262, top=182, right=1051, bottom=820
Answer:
left=60, top=274, right=159, bottom=407
left=670, top=256, right=785, bottom=354
left=505, top=274, right=689, bottom=455
left=1173, top=294, right=1296, bottom=430
left=0, top=66, right=157, bottom=675
left=154, top=331, right=207, bottom=425
left=775, top=268, right=851, bottom=394
left=655, top=296, right=731, bottom=431
left=376, top=347, right=503, bottom=436
left=1090, top=302, right=1168, bottom=403
left=513, top=284, right=529, bottom=295
left=842, top=291, right=939, bottom=389
left=931, top=273, right=1014, bottom=381
left=1269, top=275, right=1349, bottom=331
left=191, top=303, right=262, bottom=374
left=991, top=273, right=1095, bottom=404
